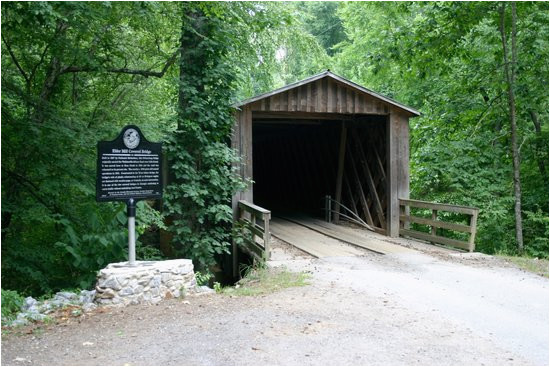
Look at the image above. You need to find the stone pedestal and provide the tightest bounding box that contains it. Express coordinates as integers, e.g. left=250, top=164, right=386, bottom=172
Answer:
left=94, top=259, right=196, bottom=306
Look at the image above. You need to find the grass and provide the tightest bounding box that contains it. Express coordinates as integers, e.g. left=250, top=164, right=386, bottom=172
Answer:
left=220, top=266, right=310, bottom=297
left=497, top=255, right=549, bottom=278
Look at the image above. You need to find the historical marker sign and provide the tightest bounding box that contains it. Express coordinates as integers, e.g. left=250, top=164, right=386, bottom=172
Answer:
left=96, top=125, right=162, bottom=202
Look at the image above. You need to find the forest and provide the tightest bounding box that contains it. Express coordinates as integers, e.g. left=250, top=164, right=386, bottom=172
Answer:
left=1, top=1, right=548, bottom=298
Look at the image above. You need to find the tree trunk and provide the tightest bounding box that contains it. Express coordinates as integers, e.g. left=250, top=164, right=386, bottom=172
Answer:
left=499, top=2, right=524, bottom=252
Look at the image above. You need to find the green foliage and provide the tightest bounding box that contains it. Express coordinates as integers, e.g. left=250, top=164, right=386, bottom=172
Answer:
left=1, top=289, right=24, bottom=323
left=164, top=3, right=276, bottom=270
left=194, top=271, right=213, bottom=287
left=1, top=2, right=177, bottom=295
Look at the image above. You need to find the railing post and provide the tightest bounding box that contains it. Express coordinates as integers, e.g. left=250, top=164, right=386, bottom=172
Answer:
left=431, top=209, right=438, bottom=244
left=328, top=196, right=332, bottom=223
left=263, top=212, right=271, bottom=261
left=468, top=210, right=479, bottom=252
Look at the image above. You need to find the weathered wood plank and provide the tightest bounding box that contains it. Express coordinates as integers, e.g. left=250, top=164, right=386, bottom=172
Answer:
left=272, top=94, right=280, bottom=111
left=321, top=77, right=328, bottom=112
left=311, top=81, right=317, bottom=112
left=400, top=229, right=470, bottom=251
left=300, top=85, right=307, bottom=111
left=347, top=88, right=353, bottom=114
left=249, top=100, right=262, bottom=111
left=281, top=91, right=288, bottom=111
left=399, top=198, right=479, bottom=215
left=365, top=95, right=373, bottom=113
left=307, top=82, right=313, bottom=112
left=327, top=79, right=335, bottom=112
left=399, top=215, right=473, bottom=233
left=288, top=88, right=295, bottom=111
left=338, top=84, right=345, bottom=113
left=252, top=111, right=355, bottom=121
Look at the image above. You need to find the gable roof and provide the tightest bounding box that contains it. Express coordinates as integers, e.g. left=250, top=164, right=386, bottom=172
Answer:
left=234, top=70, right=420, bottom=117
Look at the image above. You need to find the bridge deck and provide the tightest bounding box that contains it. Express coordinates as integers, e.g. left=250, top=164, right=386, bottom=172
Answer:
left=270, top=216, right=416, bottom=257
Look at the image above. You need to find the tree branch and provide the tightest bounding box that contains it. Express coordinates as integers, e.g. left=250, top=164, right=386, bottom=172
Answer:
left=1, top=33, right=30, bottom=84
left=61, top=48, right=180, bottom=78
left=4, top=170, right=60, bottom=214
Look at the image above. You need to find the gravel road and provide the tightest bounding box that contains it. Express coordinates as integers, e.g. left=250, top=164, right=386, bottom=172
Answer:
left=2, top=242, right=548, bottom=366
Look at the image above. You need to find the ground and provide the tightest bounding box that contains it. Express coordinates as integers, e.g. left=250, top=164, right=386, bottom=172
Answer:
left=1, top=236, right=548, bottom=366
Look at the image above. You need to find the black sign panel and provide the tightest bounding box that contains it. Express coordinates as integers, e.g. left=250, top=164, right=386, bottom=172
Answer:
left=96, top=125, right=162, bottom=202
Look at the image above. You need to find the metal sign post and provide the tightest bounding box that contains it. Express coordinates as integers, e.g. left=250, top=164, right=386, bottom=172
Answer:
left=127, top=198, right=136, bottom=265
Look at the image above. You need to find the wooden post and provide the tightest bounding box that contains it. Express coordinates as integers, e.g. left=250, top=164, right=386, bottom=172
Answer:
left=386, top=112, right=399, bottom=237
left=399, top=201, right=410, bottom=230
left=263, top=212, right=271, bottom=261
left=333, top=122, right=347, bottom=223
left=251, top=212, right=256, bottom=246
left=468, top=210, right=479, bottom=252
left=431, top=209, right=438, bottom=244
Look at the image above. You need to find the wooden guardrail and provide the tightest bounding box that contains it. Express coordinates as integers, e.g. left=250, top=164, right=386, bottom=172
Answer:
left=398, top=199, right=479, bottom=252
left=237, top=200, right=271, bottom=261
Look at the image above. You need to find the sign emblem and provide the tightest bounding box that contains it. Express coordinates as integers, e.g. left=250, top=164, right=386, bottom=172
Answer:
left=97, top=125, right=162, bottom=202
left=123, top=128, right=140, bottom=149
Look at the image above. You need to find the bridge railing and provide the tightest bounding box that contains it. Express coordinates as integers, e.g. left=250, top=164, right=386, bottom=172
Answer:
left=237, top=200, right=271, bottom=261
left=399, top=198, right=479, bottom=252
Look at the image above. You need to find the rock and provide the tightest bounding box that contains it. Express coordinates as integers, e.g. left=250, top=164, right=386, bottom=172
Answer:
left=119, top=287, right=134, bottom=297
left=98, top=276, right=121, bottom=291
left=22, top=297, right=38, bottom=311
left=55, top=291, right=78, bottom=302
left=79, top=290, right=96, bottom=304
left=150, top=275, right=161, bottom=288
left=96, top=288, right=115, bottom=299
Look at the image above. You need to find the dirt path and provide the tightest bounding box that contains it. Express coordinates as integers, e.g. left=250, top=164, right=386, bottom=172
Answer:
left=2, top=243, right=548, bottom=366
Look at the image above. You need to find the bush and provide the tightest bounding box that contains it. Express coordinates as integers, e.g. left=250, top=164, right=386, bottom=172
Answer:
left=1, top=289, right=24, bottom=323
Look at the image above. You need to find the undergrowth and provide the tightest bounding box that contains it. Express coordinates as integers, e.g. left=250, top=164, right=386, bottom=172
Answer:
left=220, top=266, right=310, bottom=296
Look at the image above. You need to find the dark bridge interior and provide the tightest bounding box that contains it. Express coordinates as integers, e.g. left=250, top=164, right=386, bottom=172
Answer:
left=252, top=116, right=388, bottom=228
left=253, top=120, right=340, bottom=217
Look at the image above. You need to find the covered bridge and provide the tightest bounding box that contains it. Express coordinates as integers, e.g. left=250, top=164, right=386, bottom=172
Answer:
left=230, top=70, right=479, bottom=273
left=232, top=70, right=419, bottom=235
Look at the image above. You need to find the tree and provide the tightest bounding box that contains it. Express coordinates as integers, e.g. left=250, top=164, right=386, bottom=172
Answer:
left=499, top=2, right=523, bottom=252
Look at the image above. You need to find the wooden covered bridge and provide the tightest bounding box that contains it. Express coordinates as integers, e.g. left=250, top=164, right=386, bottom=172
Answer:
left=231, top=71, right=479, bottom=272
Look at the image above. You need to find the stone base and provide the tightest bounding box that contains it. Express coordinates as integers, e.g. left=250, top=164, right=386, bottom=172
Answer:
left=94, top=260, right=196, bottom=306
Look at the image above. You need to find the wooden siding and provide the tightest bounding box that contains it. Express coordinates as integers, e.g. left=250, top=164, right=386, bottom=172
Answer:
left=248, top=77, right=390, bottom=115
